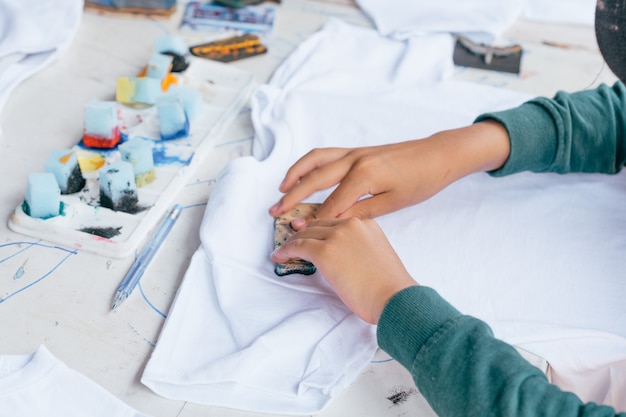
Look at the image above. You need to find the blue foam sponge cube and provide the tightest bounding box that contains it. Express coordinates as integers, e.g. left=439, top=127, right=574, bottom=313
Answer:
left=83, top=101, right=121, bottom=148
left=119, top=138, right=154, bottom=175
left=84, top=101, right=118, bottom=137
left=117, top=77, right=162, bottom=106
left=154, top=35, right=188, bottom=56
left=99, top=161, right=138, bottom=212
left=146, top=53, right=173, bottom=79
left=165, top=86, right=203, bottom=121
left=44, top=150, right=86, bottom=194
left=118, top=137, right=155, bottom=187
left=25, top=173, right=61, bottom=219
left=156, top=95, right=189, bottom=140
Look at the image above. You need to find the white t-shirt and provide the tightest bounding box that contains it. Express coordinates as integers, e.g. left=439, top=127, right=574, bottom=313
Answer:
left=0, top=345, right=151, bottom=417
left=143, top=11, right=626, bottom=417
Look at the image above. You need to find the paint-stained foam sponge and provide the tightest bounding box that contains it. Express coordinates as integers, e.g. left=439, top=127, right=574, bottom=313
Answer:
left=83, top=101, right=121, bottom=148
left=146, top=53, right=173, bottom=79
left=154, top=35, right=187, bottom=56
left=118, top=138, right=155, bottom=187
left=156, top=95, right=189, bottom=140
left=99, top=161, right=138, bottom=212
left=117, top=77, right=162, bottom=106
left=154, top=35, right=190, bottom=72
left=165, top=86, right=203, bottom=120
left=24, top=173, right=61, bottom=219
left=75, top=150, right=106, bottom=174
left=44, top=150, right=86, bottom=194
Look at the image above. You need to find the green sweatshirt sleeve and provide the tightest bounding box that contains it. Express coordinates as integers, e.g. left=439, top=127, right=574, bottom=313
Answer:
left=377, top=286, right=625, bottom=417
left=475, top=82, right=626, bottom=176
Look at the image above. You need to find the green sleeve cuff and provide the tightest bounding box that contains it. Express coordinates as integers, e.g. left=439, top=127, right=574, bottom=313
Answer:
left=476, top=101, right=559, bottom=177
left=376, top=286, right=460, bottom=371
left=477, top=82, right=626, bottom=176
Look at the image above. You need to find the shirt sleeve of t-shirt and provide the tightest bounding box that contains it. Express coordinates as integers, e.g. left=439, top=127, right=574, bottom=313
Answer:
left=475, top=82, right=626, bottom=176
left=376, top=286, right=624, bottom=416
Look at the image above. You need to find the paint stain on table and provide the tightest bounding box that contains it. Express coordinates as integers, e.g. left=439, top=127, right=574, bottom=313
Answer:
left=13, top=260, right=28, bottom=280
left=387, top=386, right=417, bottom=406
left=79, top=226, right=123, bottom=239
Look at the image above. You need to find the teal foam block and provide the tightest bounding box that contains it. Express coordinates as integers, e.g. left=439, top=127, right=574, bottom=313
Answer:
left=156, top=95, right=189, bottom=140
left=24, top=173, right=61, bottom=219
left=99, top=161, right=138, bottom=212
left=44, top=150, right=86, bottom=194
left=165, top=86, right=203, bottom=120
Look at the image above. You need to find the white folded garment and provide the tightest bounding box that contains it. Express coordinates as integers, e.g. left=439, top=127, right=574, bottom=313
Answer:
left=143, top=18, right=626, bottom=414
left=0, top=0, right=83, bottom=116
left=143, top=248, right=377, bottom=414
left=493, top=322, right=626, bottom=410
left=523, top=0, right=596, bottom=25
left=355, top=0, right=597, bottom=42
left=0, top=345, right=151, bottom=417
left=354, top=0, right=525, bottom=41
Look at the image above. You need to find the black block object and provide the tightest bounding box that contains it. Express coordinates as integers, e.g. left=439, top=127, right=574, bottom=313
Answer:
left=453, top=36, right=522, bottom=74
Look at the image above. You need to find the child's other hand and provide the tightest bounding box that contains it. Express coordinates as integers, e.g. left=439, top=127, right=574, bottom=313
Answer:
left=271, top=217, right=417, bottom=324
left=269, top=121, right=510, bottom=229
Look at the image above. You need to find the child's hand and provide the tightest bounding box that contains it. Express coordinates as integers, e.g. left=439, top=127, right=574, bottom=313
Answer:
left=269, top=121, right=510, bottom=229
left=271, top=217, right=417, bottom=324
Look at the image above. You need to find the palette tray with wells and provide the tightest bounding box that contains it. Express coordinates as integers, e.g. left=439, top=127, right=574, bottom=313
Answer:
left=8, top=58, right=255, bottom=258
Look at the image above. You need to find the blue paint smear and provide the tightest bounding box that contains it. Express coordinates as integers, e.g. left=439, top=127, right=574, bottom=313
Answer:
left=159, top=117, right=189, bottom=141
left=152, top=143, right=194, bottom=166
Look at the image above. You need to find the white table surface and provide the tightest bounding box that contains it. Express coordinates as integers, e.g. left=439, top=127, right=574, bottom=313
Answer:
left=0, top=1, right=617, bottom=416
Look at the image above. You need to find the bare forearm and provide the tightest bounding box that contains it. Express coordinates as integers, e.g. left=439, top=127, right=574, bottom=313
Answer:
left=424, top=120, right=510, bottom=183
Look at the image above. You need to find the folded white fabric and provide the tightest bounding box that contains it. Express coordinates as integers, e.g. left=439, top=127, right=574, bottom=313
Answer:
left=143, top=21, right=470, bottom=415
left=0, top=345, right=151, bottom=417
left=355, top=0, right=597, bottom=42
left=493, top=322, right=626, bottom=410
left=523, top=0, right=596, bottom=25
left=0, top=0, right=83, bottom=116
left=143, top=18, right=617, bottom=414
left=355, top=0, right=525, bottom=41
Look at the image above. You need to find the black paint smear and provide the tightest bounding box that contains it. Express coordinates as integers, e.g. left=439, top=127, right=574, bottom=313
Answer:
left=79, top=226, right=123, bottom=239
left=99, top=188, right=138, bottom=213
left=387, top=386, right=417, bottom=406
left=63, top=163, right=86, bottom=194
left=162, top=51, right=190, bottom=72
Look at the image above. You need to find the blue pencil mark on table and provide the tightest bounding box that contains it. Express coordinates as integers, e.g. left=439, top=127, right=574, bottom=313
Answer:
left=0, top=241, right=77, bottom=304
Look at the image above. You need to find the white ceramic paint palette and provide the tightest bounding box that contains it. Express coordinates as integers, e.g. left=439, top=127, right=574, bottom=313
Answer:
left=8, top=58, right=255, bottom=258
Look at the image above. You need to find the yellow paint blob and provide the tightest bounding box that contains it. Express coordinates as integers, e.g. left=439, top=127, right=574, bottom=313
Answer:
left=76, top=150, right=106, bottom=173
left=116, top=77, right=136, bottom=104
